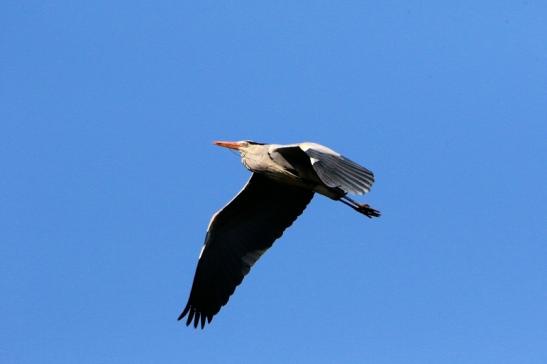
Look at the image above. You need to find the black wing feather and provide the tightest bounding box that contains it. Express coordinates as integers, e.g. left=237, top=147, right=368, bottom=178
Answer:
left=179, top=173, right=314, bottom=328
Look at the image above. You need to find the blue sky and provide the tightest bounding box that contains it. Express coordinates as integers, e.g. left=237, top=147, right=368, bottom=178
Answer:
left=1, top=1, right=546, bottom=363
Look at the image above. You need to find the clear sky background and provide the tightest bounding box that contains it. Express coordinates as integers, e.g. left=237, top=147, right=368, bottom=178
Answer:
left=2, top=1, right=546, bottom=363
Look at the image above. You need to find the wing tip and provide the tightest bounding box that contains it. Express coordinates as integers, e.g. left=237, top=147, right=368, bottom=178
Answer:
left=178, top=303, right=190, bottom=321
left=178, top=303, right=214, bottom=329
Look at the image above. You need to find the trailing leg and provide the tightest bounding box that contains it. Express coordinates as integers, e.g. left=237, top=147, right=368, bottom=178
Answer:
left=340, top=196, right=381, bottom=218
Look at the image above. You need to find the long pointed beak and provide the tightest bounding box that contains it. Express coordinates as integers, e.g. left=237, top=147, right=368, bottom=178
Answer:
left=213, top=140, right=242, bottom=150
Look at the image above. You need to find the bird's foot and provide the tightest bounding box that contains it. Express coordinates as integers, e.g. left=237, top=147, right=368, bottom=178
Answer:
left=339, top=196, right=381, bottom=218
left=356, top=204, right=381, bottom=218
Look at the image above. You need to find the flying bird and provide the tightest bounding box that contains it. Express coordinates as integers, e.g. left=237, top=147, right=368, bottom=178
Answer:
left=179, top=140, right=380, bottom=328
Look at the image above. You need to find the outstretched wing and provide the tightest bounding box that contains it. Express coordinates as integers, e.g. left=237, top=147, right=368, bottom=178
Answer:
left=179, top=173, right=314, bottom=328
left=300, top=143, right=375, bottom=195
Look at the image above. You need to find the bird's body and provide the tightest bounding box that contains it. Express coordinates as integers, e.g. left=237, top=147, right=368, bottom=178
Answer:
left=179, top=140, right=380, bottom=328
left=237, top=142, right=371, bottom=199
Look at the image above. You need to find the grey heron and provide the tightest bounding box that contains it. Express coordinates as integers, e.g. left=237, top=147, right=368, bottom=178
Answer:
left=179, top=140, right=380, bottom=328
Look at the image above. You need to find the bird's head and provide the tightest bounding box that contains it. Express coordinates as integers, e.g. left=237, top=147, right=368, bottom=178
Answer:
left=213, top=140, right=268, bottom=170
left=213, top=140, right=266, bottom=154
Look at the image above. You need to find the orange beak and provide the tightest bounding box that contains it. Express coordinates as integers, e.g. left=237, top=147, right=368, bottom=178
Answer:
left=213, top=140, right=242, bottom=150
